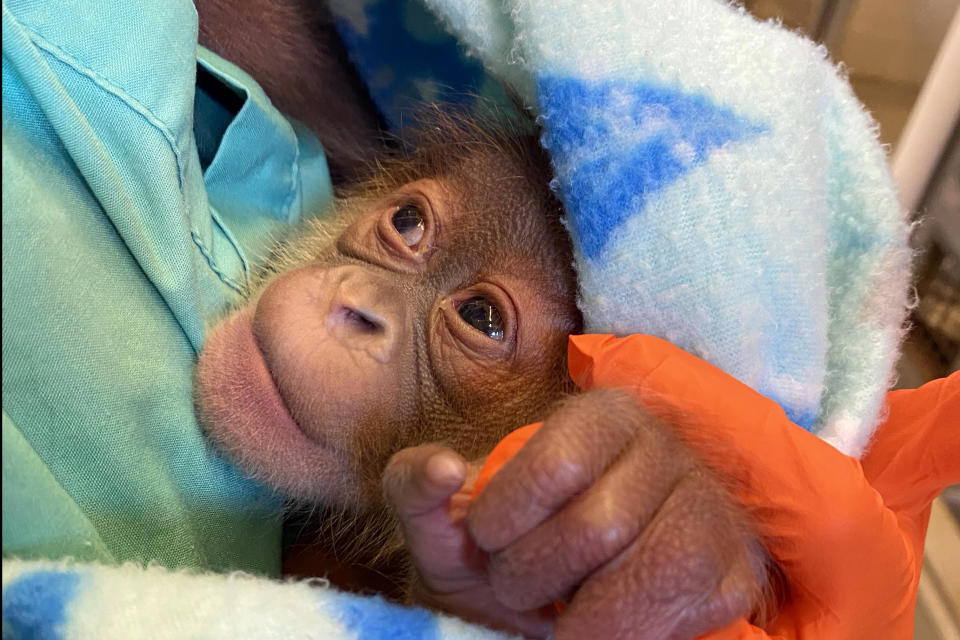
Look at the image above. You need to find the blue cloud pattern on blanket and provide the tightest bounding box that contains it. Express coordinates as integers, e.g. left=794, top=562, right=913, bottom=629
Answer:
left=2, top=569, right=83, bottom=639
left=0, top=560, right=512, bottom=639
left=328, top=589, right=440, bottom=640
left=538, top=76, right=767, bottom=260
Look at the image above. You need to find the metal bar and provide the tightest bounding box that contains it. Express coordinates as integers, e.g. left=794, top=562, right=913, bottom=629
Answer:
left=813, top=0, right=859, bottom=49
left=892, top=7, right=960, bottom=215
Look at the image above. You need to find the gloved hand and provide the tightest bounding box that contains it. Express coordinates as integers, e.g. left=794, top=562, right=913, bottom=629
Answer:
left=385, top=333, right=959, bottom=639
left=383, top=385, right=769, bottom=639
left=562, top=334, right=959, bottom=640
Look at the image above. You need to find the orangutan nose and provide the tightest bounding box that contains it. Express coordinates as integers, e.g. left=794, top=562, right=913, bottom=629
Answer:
left=325, top=271, right=405, bottom=364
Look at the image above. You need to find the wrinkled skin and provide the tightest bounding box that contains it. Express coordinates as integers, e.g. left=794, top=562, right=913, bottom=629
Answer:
left=386, top=390, right=773, bottom=639
left=193, top=3, right=777, bottom=638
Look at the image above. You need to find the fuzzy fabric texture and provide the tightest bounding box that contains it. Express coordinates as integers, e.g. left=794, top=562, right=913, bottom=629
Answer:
left=0, top=559, right=514, bottom=640
left=333, top=0, right=912, bottom=456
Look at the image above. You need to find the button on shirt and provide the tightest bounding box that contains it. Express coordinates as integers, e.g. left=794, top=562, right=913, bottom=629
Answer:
left=2, top=0, right=334, bottom=574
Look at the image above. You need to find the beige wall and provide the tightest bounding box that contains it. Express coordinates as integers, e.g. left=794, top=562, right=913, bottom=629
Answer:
left=744, top=0, right=959, bottom=145
left=743, top=0, right=822, bottom=32
left=840, top=0, right=959, bottom=144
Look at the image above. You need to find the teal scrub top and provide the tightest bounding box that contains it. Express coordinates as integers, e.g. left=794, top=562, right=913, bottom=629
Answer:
left=2, top=0, right=334, bottom=574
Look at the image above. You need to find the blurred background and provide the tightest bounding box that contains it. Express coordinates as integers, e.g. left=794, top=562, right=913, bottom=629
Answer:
left=742, top=1, right=959, bottom=637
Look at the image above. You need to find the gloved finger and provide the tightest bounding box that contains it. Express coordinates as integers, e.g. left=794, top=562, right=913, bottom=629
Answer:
left=483, top=425, right=693, bottom=610
left=862, top=371, right=960, bottom=525
left=469, top=389, right=641, bottom=553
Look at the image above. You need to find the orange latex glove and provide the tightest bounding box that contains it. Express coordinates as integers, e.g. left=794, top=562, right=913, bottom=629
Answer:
left=474, top=334, right=959, bottom=639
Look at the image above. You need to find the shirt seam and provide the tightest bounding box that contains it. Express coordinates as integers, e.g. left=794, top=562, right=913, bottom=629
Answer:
left=285, top=129, right=301, bottom=222
left=190, top=232, right=248, bottom=296
left=24, top=28, right=188, bottom=192
left=196, top=50, right=301, bottom=223
left=21, top=21, right=254, bottom=294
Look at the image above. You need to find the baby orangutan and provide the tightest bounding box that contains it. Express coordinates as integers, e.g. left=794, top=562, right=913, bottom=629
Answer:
left=194, top=111, right=776, bottom=639
left=195, top=112, right=579, bottom=504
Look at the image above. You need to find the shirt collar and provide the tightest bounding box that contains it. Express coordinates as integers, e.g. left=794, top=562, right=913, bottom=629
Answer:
left=196, top=46, right=303, bottom=224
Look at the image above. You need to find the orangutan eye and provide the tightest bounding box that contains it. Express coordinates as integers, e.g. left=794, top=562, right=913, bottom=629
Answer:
left=458, top=296, right=504, bottom=340
left=391, top=205, right=425, bottom=246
